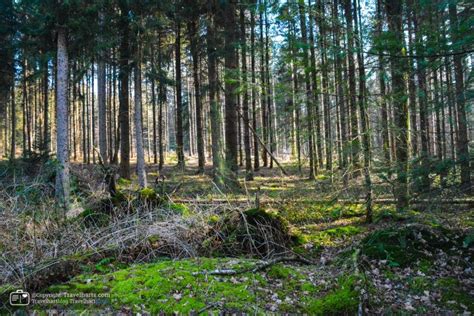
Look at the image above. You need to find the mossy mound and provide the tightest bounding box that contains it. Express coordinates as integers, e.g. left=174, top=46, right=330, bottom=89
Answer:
left=360, top=224, right=470, bottom=267
left=44, top=258, right=322, bottom=314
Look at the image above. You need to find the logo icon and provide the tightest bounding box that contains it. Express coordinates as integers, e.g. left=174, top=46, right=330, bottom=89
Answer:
left=9, top=290, right=30, bottom=306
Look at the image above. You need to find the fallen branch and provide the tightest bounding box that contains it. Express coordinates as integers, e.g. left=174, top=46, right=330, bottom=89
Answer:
left=193, top=256, right=315, bottom=276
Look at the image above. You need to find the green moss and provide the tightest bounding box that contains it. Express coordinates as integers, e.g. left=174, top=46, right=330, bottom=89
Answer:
left=267, top=264, right=294, bottom=279
left=279, top=202, right=367, bottom=225
left=302, top=225, right=364, bottom=247
left=305, top=275, right=359, bottom=314
left=46, top=258, right=262, bottom=313
left=139, top=187, right=158, bottom=200
left=168, top=203, right=191, bottom=217
left=208, top=214, right=220, bottom=224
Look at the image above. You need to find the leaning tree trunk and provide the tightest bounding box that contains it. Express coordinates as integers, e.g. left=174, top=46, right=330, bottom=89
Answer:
left=55, top=28, right=70, bottom=209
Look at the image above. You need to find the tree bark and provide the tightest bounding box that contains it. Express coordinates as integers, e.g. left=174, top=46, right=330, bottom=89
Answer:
left=118, top=2, right=131, bottom=178
left=449, top=3, right=471, bottom=192
left=223, top=0, right=239, bottom=173
left=175, top=19, right=185, bottom=170
left=385, top=0, right=409, bottom=211
left=55, top=28, right=70, bottom=209
left=134, top=42, right=147, bottom=188
left=240, top=5, right=253, bottom=180
left=189, top=18, right=206, bottom=174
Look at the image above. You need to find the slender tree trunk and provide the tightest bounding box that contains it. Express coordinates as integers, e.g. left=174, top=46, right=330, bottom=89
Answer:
left=354, top=0, right=372, bottom=222
left=412, top=3, right=430, bottom=191
left=259, top=2, right=268, bottom=167
left=308, top=0, right=323, bottom=171
left=98, top=13, right=108, bottom=163
left=189, top=19, right=206, bottom=174
left=298, top=0, right=316, bottom=179
left=334, top=0, right=348, bottom=173
left=10, top=74, right=15, bottom=159
left=118, top=3, right=131, bottom=178
left=344, top=0, right=360, bottom=174
left=55, top=28, right=70, bottom=209
left=250, top=3, right=260, bottom=171
left=42, top=60, right=49, bottom=156
left=240, top=5, right=253, bottom=180
left=134, top=42, right=147, bottom=188
left=175, top=19, right=185, bottom=170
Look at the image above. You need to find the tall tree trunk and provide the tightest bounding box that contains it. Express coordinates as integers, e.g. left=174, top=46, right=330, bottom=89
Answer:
left=407, top=10, right=418, bottom=157
left=343, top=0, right=360, bottom=174
left=118, top=2, right=131, bottom=178
left=134, top=42, right=147, bottom=188
left=10, top=73, right=15, bottom=159
left=259, top=2, right=268, bottom=167
left=298, top=0, right=316, bottom=179
left=207, top=2, right=225, bottom=185
left=412, top=2, right=430, bottom=191
left=189, top=18, right=206, bottom=174
left=385, top=0, right=409, bottom=211
left=223, top=0, right=239, bottom=173
left=175, top=19, right=185, bottom=170
left=240, top=5, right=253, bottom=180
left=55, top=28, right=70, bottom=209
left=308, top=0, right=323, bottom=171
left=98, top=14, right=108, bottom=163
left=42, top=60, right=49, bottom=156
left=334, top=0, right=348, bottom=172
left=250, top=2, right=260, bottom=171
left=354, top=0, right=372, bottom=222
left=449, top=2, right=471, bottom=192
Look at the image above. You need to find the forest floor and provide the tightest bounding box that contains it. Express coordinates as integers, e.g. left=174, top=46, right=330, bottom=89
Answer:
left=0, top=156, right=472, bottom=314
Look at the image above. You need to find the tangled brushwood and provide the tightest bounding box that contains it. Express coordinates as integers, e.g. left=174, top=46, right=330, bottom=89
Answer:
left=0, top=160, right=297, bottom=295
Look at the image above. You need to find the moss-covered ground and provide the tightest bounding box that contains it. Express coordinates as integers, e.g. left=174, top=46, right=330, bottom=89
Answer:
left=1, top=158, right=472, bottom=314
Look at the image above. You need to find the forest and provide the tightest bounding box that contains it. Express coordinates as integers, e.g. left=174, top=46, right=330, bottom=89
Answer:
left=0, top=0, right=472, bottom=314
